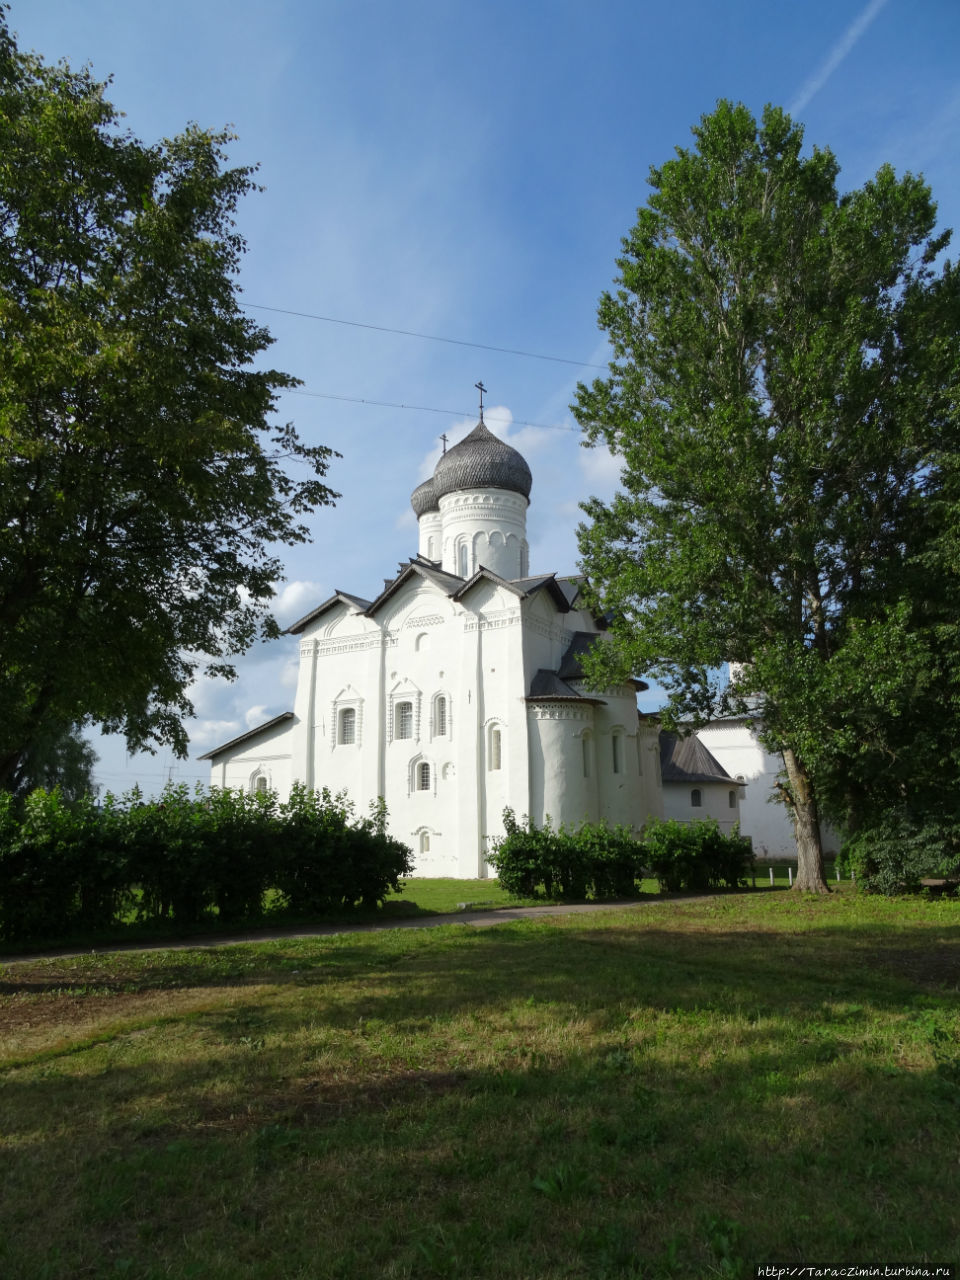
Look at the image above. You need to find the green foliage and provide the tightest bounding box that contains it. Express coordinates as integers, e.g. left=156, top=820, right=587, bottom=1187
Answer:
left=7, top=723, right=98, bottom=801
left=489, top=807, right=646, bottom=901
left=273, top=784, right=412, bottom=914
left=0, top=783, right=412, bottom=942
left=839, top=807, right=960, bottom=896
left=642, top=818, right=752, bottom=893
left=574, top=100, right=960, bottom=889
left=490, top=809, right=751, bottom=901
left=0, top=12, right=338, bottom=787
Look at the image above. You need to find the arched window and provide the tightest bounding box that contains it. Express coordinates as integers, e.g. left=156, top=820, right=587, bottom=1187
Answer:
left=435, top=695, right=447, bottom=736
left=458, top=543, right=468, bottom=577
left=691, top=788, right=702, bottom=808
left=489, top=726, right=502, bottom=771
left=582, top=731, right=592, bottom=778
left=253, top=774, right=268, bottom=794
left=338, top=707, right=356, bottom=744
left=611, top=732, right=622, bottom=775
left=427, top=536, right=436, bottom=559
left=420, top=830, right=430, bottom=853
left=396, top=701, right=413, bottom=739
left=729, top=790, right=737, bottom=809
left=417, top=762, right=431, bottom=791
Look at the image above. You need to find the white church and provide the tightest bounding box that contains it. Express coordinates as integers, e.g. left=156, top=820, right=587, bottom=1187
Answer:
left=200, top=411, right=667, bottom=876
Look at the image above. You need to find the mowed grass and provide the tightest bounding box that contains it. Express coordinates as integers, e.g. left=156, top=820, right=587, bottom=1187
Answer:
left=0, top=891, right=957, bottom=1279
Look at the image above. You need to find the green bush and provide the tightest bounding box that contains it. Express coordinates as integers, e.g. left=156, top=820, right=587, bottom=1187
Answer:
left=839, top=807, right=960, bottom=895
left=0, top=783, right=413, bottom=943
left=274, top=786, right=412, bottom=914
left=488, top=809, right=644, bottom=901
left=642, top=819, right=752, bottom=893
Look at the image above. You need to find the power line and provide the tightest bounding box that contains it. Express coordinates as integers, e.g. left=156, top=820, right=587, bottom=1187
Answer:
left=242, top=302, right=608, bottom=370
left=286, top=387, right=579, bottom=433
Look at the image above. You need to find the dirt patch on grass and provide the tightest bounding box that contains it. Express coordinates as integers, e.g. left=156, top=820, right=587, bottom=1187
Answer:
left=0, top=984, right=259, bottom=1062
left=194, top=1068, right=473, bottom=1135
left=871, top=946, right=960, bottom=990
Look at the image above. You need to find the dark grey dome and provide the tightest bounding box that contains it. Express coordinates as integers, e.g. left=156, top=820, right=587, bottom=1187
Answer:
left=410, top=476, right=439, bottom=517
left=432, top=421, right=532, bottom=502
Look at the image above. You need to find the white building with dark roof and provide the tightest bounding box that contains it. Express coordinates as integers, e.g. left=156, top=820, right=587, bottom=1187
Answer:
left=659, top=730, right=743, bottom=834
left=200, top=416, right=664, bottom=876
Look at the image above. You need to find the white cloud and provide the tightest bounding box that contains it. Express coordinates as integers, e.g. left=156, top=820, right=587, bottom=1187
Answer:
left=789, top=0, right=889, bottom=116
left=272, top=579, right=328, bottom=624
left=190, top=718, right=243, bottom=749
left=245, top=704, right=270, bottom=729
left=578, top=442, right=622, bottom=495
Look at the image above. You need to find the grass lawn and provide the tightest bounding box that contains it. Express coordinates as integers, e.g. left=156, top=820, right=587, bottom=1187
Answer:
left=0, top=889, right=957, bottom=1278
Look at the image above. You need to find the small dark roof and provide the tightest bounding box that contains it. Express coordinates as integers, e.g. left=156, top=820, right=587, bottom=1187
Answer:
left=527, top=669, right=605, bottom=704
left=509, top=573, right=571, bottom=611
left=197, top=712, right=295, bottom=762
left=658, top=731, right=738, bottom=785
left=286, top=590, right=372, bottom=635
left=558, top=631, right=600, bottom=680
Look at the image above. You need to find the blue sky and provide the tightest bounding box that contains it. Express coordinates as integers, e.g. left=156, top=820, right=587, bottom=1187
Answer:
left=11, top=0, right=960, bottom=797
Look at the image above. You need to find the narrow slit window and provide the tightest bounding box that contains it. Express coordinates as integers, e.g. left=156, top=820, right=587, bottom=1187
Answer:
left=691, top=788, right=702, bottom=808
left=459, top=544, right=468, bottom=577
left=435, top=696, right=447, bottom=736
left=420, top=831, right=430, bottom=853
left=729, top=790, right=737, bottom=809
left=489, top=727, right=502, bottom=771
left=582, top=733, right=591, bottom=778
left=612, top=733, right=622, bottom=774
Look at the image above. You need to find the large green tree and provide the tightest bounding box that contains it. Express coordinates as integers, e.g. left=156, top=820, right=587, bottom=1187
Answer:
left=574, top=102, right=960, bottom=892
left=0, top=12, right=337, bottom=789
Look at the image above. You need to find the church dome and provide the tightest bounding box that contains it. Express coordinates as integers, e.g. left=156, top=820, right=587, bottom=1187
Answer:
left=431, top=421, right=532, bottom=502
left=410, top=476, right=439, bottom=516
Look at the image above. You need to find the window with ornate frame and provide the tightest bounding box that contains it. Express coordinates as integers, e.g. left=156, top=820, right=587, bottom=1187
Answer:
left=338, top=706, right=356, bottom=744
left=396, top=701, right=414, bottom=740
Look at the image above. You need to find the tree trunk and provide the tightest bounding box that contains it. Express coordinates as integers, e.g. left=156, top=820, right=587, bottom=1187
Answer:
left=782, top=747, right=830, bottom=893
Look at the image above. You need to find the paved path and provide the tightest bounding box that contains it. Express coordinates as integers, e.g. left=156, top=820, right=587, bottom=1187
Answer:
left=0, top=895, right=723, bottom=967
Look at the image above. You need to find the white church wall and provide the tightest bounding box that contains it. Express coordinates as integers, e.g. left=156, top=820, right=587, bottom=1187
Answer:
left=207, top=717, right=295, bottom=796
left=439, top=488, right=528, bottom=579
left=662, top=779, right=741, bottom=833
left=593, top=686, right=649, bottom=830
left=526, top=702, right=598, bottom=829
left=695, top=720, right=840, bottom=859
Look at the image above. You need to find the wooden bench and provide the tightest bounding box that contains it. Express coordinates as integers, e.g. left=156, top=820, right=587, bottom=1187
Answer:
left=919, top=878, right=960, bottom=897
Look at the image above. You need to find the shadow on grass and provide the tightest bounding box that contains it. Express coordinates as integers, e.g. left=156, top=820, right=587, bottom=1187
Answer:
left=0, top=915, right=958, bottom=1278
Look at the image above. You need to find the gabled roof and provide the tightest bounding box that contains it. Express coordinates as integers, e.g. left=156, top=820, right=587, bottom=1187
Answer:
left=659, top=731, right=738, bottom=785
left=197, top=712, right=295, bottom=762
left=286, top=591, right=372, bottom=635
left=364, top=560, right=465, bottom=617
left=451, top=566, right=571, bottom=612
left=508, top=573, right=572, bottom=611
left=527, top=669, right=605, bottom=704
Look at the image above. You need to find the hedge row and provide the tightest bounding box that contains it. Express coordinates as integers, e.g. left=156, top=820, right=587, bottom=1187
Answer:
left=0, top=783, right=413, bottom=942
left=488, top=809, right=752, bottom=900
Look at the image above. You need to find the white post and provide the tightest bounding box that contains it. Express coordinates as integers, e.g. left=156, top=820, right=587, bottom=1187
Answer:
left=769, top=867, right=774, bottom=886
left=835, top=866, right=840, bottom=881
left=788, top=866, right=794, bottom=887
